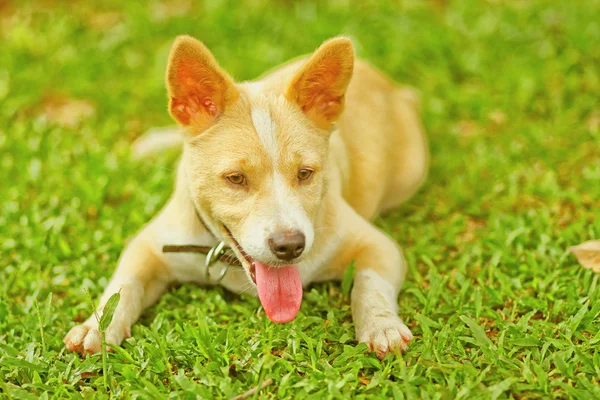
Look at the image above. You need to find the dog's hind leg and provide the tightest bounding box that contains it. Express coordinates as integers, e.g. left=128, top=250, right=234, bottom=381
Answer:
left=63, top=231, right=172, bottom=355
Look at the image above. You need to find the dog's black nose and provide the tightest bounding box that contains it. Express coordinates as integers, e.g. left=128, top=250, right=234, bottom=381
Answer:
left=268, top=230, right=305, bottom=261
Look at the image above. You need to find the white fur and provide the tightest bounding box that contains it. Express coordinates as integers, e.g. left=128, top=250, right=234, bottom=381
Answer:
left=251, top=107, right=279, bottom=161
left=272, top=173, right=315, bottom=253
left=68, top=276, right=145, bottom=354
left=298, top=229, right=342, bottom=285
left=241, top=215, right=278, bottom=263
left=351, top=268, right=412, bottom=356
left=355, top=269, right=397, bottom=309
left=245, top=81, right=264, bottom=98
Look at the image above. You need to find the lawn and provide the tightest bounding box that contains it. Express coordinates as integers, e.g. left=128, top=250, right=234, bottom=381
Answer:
left=1, top=0, right=599, bottom=398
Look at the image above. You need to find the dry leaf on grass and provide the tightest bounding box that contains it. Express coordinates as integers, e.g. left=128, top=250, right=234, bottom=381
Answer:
left=569, top=240, right=600, bottom=273
left=87, top=11, right=122, bottom=31
left=41, top=95, right=95, bottom=128
left=151, top=0, right=192, bottom=21
left=488, top=109, right=507, bottom=125
left=586, top=111, right=599, bottom=134
left=452, top=120, right=479, bottom=138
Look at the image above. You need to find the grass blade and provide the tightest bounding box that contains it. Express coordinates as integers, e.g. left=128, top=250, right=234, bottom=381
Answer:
left=460, top=316, right=496, bottom=360
left=341, top=260, right=356, bottom=298
left=99, top=292, right=121, bottom=332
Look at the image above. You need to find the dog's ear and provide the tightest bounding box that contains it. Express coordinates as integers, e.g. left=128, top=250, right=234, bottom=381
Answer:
left=286, top=37, right=354, bottom=129
left=166, top=35, right=238, bottom=131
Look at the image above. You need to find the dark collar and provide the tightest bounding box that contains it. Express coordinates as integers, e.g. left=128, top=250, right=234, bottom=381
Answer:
left=161, top=207, right=242, bottom=281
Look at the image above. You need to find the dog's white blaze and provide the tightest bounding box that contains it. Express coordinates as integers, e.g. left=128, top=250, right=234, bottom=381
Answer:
left=251, top=107, right=278, bottom=161
left=254, top=106, right=313, bottom=249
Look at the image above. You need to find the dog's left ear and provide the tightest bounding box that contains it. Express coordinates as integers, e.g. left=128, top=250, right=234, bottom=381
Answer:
left=166, top=35, right=238, bottom=132
left=286, top=37, right=354, bottom=129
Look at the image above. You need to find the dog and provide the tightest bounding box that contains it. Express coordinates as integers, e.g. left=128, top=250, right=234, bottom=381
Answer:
left=63, top=35, right=428, bottom=359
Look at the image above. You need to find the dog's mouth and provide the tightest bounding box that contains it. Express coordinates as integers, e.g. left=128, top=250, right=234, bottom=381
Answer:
left=222, top=225, right=256, bottom=281
left=222, top=225, right=303, bottom=324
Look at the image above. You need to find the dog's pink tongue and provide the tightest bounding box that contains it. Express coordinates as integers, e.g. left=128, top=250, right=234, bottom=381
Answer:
left=253, top=261, right=302, bottom=323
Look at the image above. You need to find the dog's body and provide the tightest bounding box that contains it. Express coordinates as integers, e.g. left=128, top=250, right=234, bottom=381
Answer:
left=64, top=36, right=428, bottom=358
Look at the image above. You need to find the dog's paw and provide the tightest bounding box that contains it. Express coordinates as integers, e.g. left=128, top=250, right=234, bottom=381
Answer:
left=356, top=316, right=413, bottom=359
left=63, top=324, right=130, bottom=356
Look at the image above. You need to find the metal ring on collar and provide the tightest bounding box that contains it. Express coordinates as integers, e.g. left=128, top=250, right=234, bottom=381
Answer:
left=205, top=241, right=226, bottom=279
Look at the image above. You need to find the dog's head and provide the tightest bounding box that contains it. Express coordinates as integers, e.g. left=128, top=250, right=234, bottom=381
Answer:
left=165, top=35, right=354, bottom=322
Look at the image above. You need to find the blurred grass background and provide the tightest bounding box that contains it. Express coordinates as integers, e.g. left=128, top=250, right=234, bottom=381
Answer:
left=1, top=0, right=599, bottom=398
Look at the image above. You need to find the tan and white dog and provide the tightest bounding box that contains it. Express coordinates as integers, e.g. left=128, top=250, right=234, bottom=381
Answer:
left=64, top=35, right=428, bottom=359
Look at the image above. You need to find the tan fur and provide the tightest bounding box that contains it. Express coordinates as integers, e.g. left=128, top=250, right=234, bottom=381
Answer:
left=286, top=38, right=354, bottom=128
left=167, top=35, right=239, bottom=129
left=64, top=36, right=428, bottom=358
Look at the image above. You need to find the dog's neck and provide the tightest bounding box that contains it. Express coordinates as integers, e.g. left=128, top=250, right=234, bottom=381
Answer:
left=161, top=198, right=242, bottom=274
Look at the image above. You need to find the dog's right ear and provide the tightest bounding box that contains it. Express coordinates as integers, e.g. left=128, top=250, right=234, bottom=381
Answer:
left=166, top=36, right=238, bottom=131
left=285, top=37, right=354, bottom=130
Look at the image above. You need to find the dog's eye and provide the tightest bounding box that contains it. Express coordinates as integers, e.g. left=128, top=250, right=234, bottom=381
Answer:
left=297, top=168, right=314, bottom=181
left=226, top=173, right=246, bottom=186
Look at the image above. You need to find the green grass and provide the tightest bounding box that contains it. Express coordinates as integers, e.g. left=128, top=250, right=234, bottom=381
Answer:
left=1, top=0, right=599, bottom=398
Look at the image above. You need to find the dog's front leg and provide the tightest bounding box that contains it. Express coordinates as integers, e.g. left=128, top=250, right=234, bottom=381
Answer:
left=64, top=231, right=171, bottom=355
left=332, top=203, right=413, bottom=359
left=351, top=253, right=413, bottom=359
